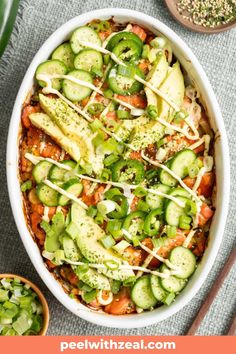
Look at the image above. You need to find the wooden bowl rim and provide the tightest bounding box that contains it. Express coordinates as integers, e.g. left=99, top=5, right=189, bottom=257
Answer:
left=164, top=0, right=236, bottom=34
left=0, top=273, right=49, bottom=335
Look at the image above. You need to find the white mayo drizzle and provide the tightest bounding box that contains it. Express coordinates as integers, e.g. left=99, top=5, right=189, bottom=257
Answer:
left=191, top=134, right=212, bottom=225
left=182, top=229, right=197, bottom=248
left=113, top=95, right=137, bottom=110
left=25, top=153, right=185, bottom=208
left=193, top=167, right=206, bottom=192
left=37, top=74, right=103, bottom=95
left=39, top=139, right=46, bottom=154
left=87, top=182, right=98, bottom=196
left=103, top=184, right=111, bottom=194
left=37, top=74, right=93, bottom=122
left=139, top=242, right=179, bottom=270
left=83, top=63, right=112, bottom=111
left=102, top=23, right=132, bottom=48
left=122, top=229, right=179, bottom=273
left=147, top=188, right=185, bottom=207
left=141, top=151, right=202, bottom=203
left=192, top=135, right=212, bottom=192
left=44, top=179, right=88, bottom=210
left=25, top=153, right=72, bottom=170
left=99, top=101, right=112, bottom=119
left=136, top=253, right=154, bottom=278
left=134, top=74, right=180, bottom=111
left=157, top=117, right=199, bottom=140
left=63, top=258, right=178, bottom=279
left=39, top=71, right=137, bottom=111
left=121, top=228, right=133, bottom=241
left=42, top=206, right=50, bottom=222
left=204, top=134, right=211, bottom=156
left=188, top=136, right=205, bottom=150
left=185, top=116, right=200, bottom=138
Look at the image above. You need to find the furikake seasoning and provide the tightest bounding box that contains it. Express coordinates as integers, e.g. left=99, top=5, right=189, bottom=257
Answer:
left=176, top=0, right=236, bottom=28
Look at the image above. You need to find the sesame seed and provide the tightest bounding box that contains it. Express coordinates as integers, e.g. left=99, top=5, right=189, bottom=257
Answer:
left=176, top=0, right=236, bottom=28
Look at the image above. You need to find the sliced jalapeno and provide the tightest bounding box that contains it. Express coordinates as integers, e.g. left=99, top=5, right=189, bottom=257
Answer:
left=107, top=194, right=129, bottom=219
left=106, top=32, right=143, bottom=51
left=144, top=208, right=162, bottom=236
left=123, top=211, right=147, bottom=240
left=112, top=39, right=142, bottom=62
left=112, top=159, right=145, bottom=185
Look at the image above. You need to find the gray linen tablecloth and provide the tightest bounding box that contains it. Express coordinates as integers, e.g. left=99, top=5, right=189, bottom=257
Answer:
left=0, top=0, right=235, bottom=336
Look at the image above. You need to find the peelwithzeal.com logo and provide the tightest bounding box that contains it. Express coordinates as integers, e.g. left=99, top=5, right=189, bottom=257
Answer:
left=60, top=338, right=176, bottom=351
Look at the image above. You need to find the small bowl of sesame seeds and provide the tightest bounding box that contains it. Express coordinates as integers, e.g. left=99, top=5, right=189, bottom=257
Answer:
left=165, top=0, right=236, bottom=34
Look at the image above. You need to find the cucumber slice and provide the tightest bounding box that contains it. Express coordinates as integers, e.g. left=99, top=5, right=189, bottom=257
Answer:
left=159, top=149, right=197, bottom=187
left=159, top=160, right=176, bottom=187
left=36, top=59, right=67, bottom=90
left=37, top=183, right=58, bottom=206
left=170, top=149, right=197, bottom=179
left=70, top=26, right=101, bottom=54
left=108, top=64, right=143, bottom=96
left=52, top=42, right=75, bottom=70
left=74, top=49, right=103, bottom=72
left=32, top=161, right=53, bottom=184
left=160, top=265, right=187, bottom=293
left=49, top=160, right=76, bottom=182
left=62, top=69, right=93, bottom=102
left=165, top=196, right=188, bottom=226
left=169, top=246, right=196, bottom=279
left=58, top=178, right=83, bottom=206
left=150, top=275, right=167, bottom=302
left=168, top=187, right=190, bottom=198
left=131, top=275, right=157, bottom=309
left=146, top=183, right=170, bottom=209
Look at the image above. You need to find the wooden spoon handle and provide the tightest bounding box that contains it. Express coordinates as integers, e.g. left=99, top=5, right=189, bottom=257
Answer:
left=227, top=316, right=236, bottom=335
left=187, top=246, right=236, bottom=335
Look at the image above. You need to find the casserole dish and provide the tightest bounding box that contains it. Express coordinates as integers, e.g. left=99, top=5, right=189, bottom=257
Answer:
left=7, top=8, right=230, bottom=328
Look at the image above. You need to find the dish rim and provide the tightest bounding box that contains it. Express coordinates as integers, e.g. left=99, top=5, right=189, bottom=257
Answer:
left=6, top=8, right=230, bottom=328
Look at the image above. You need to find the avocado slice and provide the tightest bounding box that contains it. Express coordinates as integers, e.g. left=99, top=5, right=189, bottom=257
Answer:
left=157, top=61, right=185, bottom=121
left=29, top=113, right=81, bottom=161
left=146, top=53, right=169, bottom=87
left=70, top=203, right=134, bottom=281
left=62, top=235, right=82, bottom=262
left=145, top=53, right=169, bottom=108
left=115, top=115, right=149, bottom=142
left=145, top=88, right=158, bottom=108
left=74, top=266, right=111, bottom=291
left=39, top=94, right=103, bottom=174
left=130, top=120, right=165, bottom=150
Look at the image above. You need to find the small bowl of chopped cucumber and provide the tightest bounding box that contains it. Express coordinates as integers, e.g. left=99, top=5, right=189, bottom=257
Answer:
left=0, top=274, right=49, bottom=336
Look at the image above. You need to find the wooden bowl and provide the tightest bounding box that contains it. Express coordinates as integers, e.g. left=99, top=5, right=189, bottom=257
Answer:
left=165, top=0, right=236, bottom=34
left=0, top=274, right=49, bottom=335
